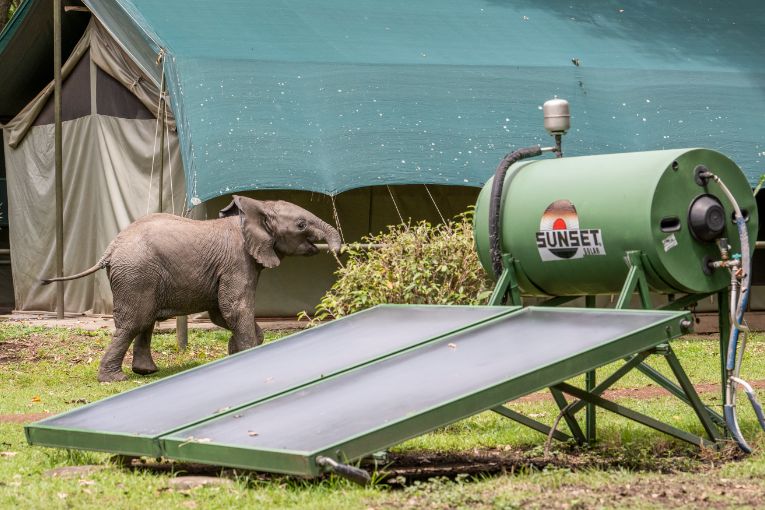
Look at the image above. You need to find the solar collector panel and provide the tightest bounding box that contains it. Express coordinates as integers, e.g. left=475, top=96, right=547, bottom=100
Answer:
left=34, top=305, right=509, bottom=437
left=164, top=308, right=680, bottom=453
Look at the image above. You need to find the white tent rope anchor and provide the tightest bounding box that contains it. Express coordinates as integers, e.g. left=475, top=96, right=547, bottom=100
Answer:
left=145, top=50, right=166, bottom=216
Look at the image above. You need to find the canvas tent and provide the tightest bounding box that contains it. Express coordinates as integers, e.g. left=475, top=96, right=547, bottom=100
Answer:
left=3, top=18, right=185, bottom=313
left=1, top=0, right=765, bottom=316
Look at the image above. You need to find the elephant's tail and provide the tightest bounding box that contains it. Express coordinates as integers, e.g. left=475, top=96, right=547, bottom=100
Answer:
left=41, top=252, right=110, bottom=285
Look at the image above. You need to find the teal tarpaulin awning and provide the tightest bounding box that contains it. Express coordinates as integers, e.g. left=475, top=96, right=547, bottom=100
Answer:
left=12, top=0, right=765, bottom=203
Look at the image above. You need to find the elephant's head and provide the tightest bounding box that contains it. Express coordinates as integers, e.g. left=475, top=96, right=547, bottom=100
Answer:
left=219, top=195, right=342, bottom=268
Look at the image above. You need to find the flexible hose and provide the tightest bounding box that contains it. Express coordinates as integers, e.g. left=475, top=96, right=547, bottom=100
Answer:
left=724, top=405, right=752, bottom=453
left=710, top=173, right=762, bottom=452
left=731, top=377, right=765, bottom=429
left=489, top=146, right=543, bottom=278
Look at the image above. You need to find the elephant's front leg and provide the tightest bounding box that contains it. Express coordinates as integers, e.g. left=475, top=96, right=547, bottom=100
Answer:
left=217, top=273, right=261, bottom=355
left=225, top=314, right=263, bottom=355
left=131, top=328, right=158, bottom=375
left=227, top=320, right=264, bottom=354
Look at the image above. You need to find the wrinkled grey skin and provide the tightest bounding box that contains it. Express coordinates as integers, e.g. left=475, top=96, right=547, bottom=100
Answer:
left=42, top=196, right=341, bottom=382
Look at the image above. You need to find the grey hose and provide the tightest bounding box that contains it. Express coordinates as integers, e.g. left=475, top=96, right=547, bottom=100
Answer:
left=708, top=173, right=763, bottom=452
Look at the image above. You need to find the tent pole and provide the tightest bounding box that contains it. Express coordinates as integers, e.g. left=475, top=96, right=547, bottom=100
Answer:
left=53, top=0, right=64, bottom=320
left=158, top=99, right=165, bottom=212
left=155, top=86, right=187, bottom=349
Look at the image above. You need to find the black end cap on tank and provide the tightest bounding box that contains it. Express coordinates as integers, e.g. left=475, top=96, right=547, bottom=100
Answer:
left=688, top=195, right=725, bottom=242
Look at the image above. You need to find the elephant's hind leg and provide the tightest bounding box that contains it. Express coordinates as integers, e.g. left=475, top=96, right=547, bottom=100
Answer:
left=131, top=328, right=158, bottom=375
left=98, top=326, right=140, bottom=382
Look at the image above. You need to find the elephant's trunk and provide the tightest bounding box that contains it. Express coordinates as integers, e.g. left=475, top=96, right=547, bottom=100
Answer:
left=312, top=219, right=342, bottom=254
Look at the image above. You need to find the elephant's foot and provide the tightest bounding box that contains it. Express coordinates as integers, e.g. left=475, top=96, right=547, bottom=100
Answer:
left=98, top=370, right=128, bottom=383
left=131, top=359, right=159, bottom=375
left=228, top=337, right=254, bottom=355
left=131, top=328, right=157, bottom=375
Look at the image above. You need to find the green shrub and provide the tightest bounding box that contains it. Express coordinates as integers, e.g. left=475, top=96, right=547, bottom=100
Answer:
left=303, top=209, right=492, bottom=323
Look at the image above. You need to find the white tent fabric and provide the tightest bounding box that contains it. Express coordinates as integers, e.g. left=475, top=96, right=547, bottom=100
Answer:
left=3, top=22, right=184, bottom=314
left=4, top=20, right=173, bottom=148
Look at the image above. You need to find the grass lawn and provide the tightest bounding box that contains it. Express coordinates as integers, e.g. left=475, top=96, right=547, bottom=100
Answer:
left=1, top=322, right=765, bottom=509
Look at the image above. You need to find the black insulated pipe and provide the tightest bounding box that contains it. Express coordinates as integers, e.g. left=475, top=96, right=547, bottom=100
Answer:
left=489, top=146, right=544, bottom=278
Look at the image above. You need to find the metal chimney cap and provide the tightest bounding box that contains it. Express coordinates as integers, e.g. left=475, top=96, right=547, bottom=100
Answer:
left=543, top=98, right=570, bottom=135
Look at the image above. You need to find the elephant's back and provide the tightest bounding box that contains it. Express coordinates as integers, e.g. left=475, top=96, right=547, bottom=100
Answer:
left=109, top=214, right=238, bottom=270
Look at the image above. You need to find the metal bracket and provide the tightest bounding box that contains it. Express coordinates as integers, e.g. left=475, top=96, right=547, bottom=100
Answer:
left=616, top=251, right=653, bottom=309
left=488, top=253, right=522, bottom=306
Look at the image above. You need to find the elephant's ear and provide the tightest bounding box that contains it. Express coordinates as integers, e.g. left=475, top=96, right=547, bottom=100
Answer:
left=218, top=199, right=240, bottom=218
left=223, top=196, right=280, bottom=268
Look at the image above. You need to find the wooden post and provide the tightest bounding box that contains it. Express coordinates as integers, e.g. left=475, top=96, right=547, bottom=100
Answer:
left=177, top=315, right=188, bottom=351
left=54, top=0, right=64, bottom=319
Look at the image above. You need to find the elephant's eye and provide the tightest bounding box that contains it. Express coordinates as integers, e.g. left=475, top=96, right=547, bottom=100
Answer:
left=297, top=220, right=307, bottom=231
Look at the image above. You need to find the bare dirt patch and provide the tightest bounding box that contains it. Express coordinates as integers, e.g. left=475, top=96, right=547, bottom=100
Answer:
left=375, top=448, right=762, bottom=509
left=0, top=333, right=104, bottom=365
left=373, top=444, right=743, bottom=485
left=0, top=412, right=51, bottom=424
left=0, top=339, right=31, bottom=363
left=507, top=475, right=765, bottom=510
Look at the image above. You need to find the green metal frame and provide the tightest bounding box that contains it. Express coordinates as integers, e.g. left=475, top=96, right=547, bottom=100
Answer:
left=489, top=249, right=726, bottom=449
left=157, top=307, right=689, bottom=476
left=26, top=304, right=690, bottom=478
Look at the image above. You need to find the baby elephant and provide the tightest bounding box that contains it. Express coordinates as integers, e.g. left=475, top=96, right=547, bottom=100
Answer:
left=42, top=196, right=341, bottom=382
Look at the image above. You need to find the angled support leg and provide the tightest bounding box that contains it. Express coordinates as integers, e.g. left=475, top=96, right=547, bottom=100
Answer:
left=585, top=295, right=597, bottom=442
left=568, top=351, right=652, bottom=416
left=550, top=387, right=586, bottom=444
left=612, top=251, right=724, bottom=428
left=633, top=359, right=725, bottom=427
left=663, top=345, right=722, bottom=441
left=492, top=405, right=572, bottom=442
left=555, top=382, right=714, bottom=448
left=717, top=289, right=730, bottom=420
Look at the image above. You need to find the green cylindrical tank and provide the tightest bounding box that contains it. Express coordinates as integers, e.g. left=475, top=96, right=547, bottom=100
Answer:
left=473, top=148, right=758, bottom=296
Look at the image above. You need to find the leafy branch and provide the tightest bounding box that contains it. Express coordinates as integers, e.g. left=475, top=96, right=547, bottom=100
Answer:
left=300, top=208, right=492, bottom=324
